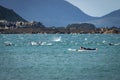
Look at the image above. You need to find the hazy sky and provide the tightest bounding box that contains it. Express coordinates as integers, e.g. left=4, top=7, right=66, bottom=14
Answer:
left=66, top=0, right=120, bottom=17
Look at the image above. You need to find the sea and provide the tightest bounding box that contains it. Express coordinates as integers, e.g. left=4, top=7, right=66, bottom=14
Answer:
left=0, top=34, right=120, bottom=80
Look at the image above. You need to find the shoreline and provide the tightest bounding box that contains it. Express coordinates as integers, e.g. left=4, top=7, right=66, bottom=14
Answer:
left=0, top=28, right=120, bottom=34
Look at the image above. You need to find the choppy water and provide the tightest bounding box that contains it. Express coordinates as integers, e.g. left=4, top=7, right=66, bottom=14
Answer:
left=0, top=34, right=120, bottom=80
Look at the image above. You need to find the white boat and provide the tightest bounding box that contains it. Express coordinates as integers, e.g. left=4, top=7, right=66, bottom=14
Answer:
left=77, top=49, right=97, bottom=52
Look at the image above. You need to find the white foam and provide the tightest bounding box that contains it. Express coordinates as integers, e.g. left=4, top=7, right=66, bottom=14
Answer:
left=85, top=38, right=88, bottom=41
left=30, top=41, right=38, bottom=46
left=30, top=41, right=52, bottom=46
left=114, top=43, right=120, bottom=45
left=4, top=41, right=13, bottom=46
left=40, top=42, right=46, bottom=45
left=53, top=36, right=61, bottom=42
left=102, top=40, right=106, bottom=43
left=46, top=43, right=52, bottom=46
left=68, top=48, right=76, bottom=51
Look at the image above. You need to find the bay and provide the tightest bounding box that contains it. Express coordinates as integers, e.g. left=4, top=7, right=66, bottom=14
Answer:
left=0, top=34, right=120, bottom=80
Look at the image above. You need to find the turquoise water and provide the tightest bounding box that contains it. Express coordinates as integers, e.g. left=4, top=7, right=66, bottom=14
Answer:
left=0, top=34, right=120, bottom=80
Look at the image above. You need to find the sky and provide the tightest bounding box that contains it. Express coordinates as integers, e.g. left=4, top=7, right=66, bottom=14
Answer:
left=66, top=0, right=120, bottom=17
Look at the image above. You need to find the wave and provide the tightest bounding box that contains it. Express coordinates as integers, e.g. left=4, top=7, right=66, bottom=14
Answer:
left=53, top=36, right=61, bottom=42
left=68, top=48, right=76, bottom=51
left=114, top=43, right=120, bottom=45
left=30, top=41, right=52, bottom=46
left=30, top=41, right=39, bottom=46
left=4, top=41, right=14, bottom=46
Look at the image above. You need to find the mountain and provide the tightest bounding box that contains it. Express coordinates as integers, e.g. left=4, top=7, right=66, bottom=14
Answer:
left=0, top=0, right=96, bottom=27
left=0, top=0, right=119, bottom=27
left=86, top=9, right=120, bottom=27
left=102, top=9, right=120, bottom=18
left=0, top=5, right=26, bottom=22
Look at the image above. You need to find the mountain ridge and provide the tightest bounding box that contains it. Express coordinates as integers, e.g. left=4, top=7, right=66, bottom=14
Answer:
left=85, top=9, right=120, bottom=27
left=0, top=5, right=26, bottom=22
left=0, top=0, right=96, bottom=27
left=102, top=9, right=120, bottom=18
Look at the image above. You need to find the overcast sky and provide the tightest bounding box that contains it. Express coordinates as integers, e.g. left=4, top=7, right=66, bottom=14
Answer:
left=66, top=0, right=120, bottom=17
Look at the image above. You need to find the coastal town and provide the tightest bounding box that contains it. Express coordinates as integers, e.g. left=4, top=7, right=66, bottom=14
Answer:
left=0, top=20, right=120, bottom=34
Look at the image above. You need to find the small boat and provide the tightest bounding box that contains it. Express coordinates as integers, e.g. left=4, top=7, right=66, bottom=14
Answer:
left=77, top=49, right=97, bottom=52
left=77, top=46, right=98, bottom=52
